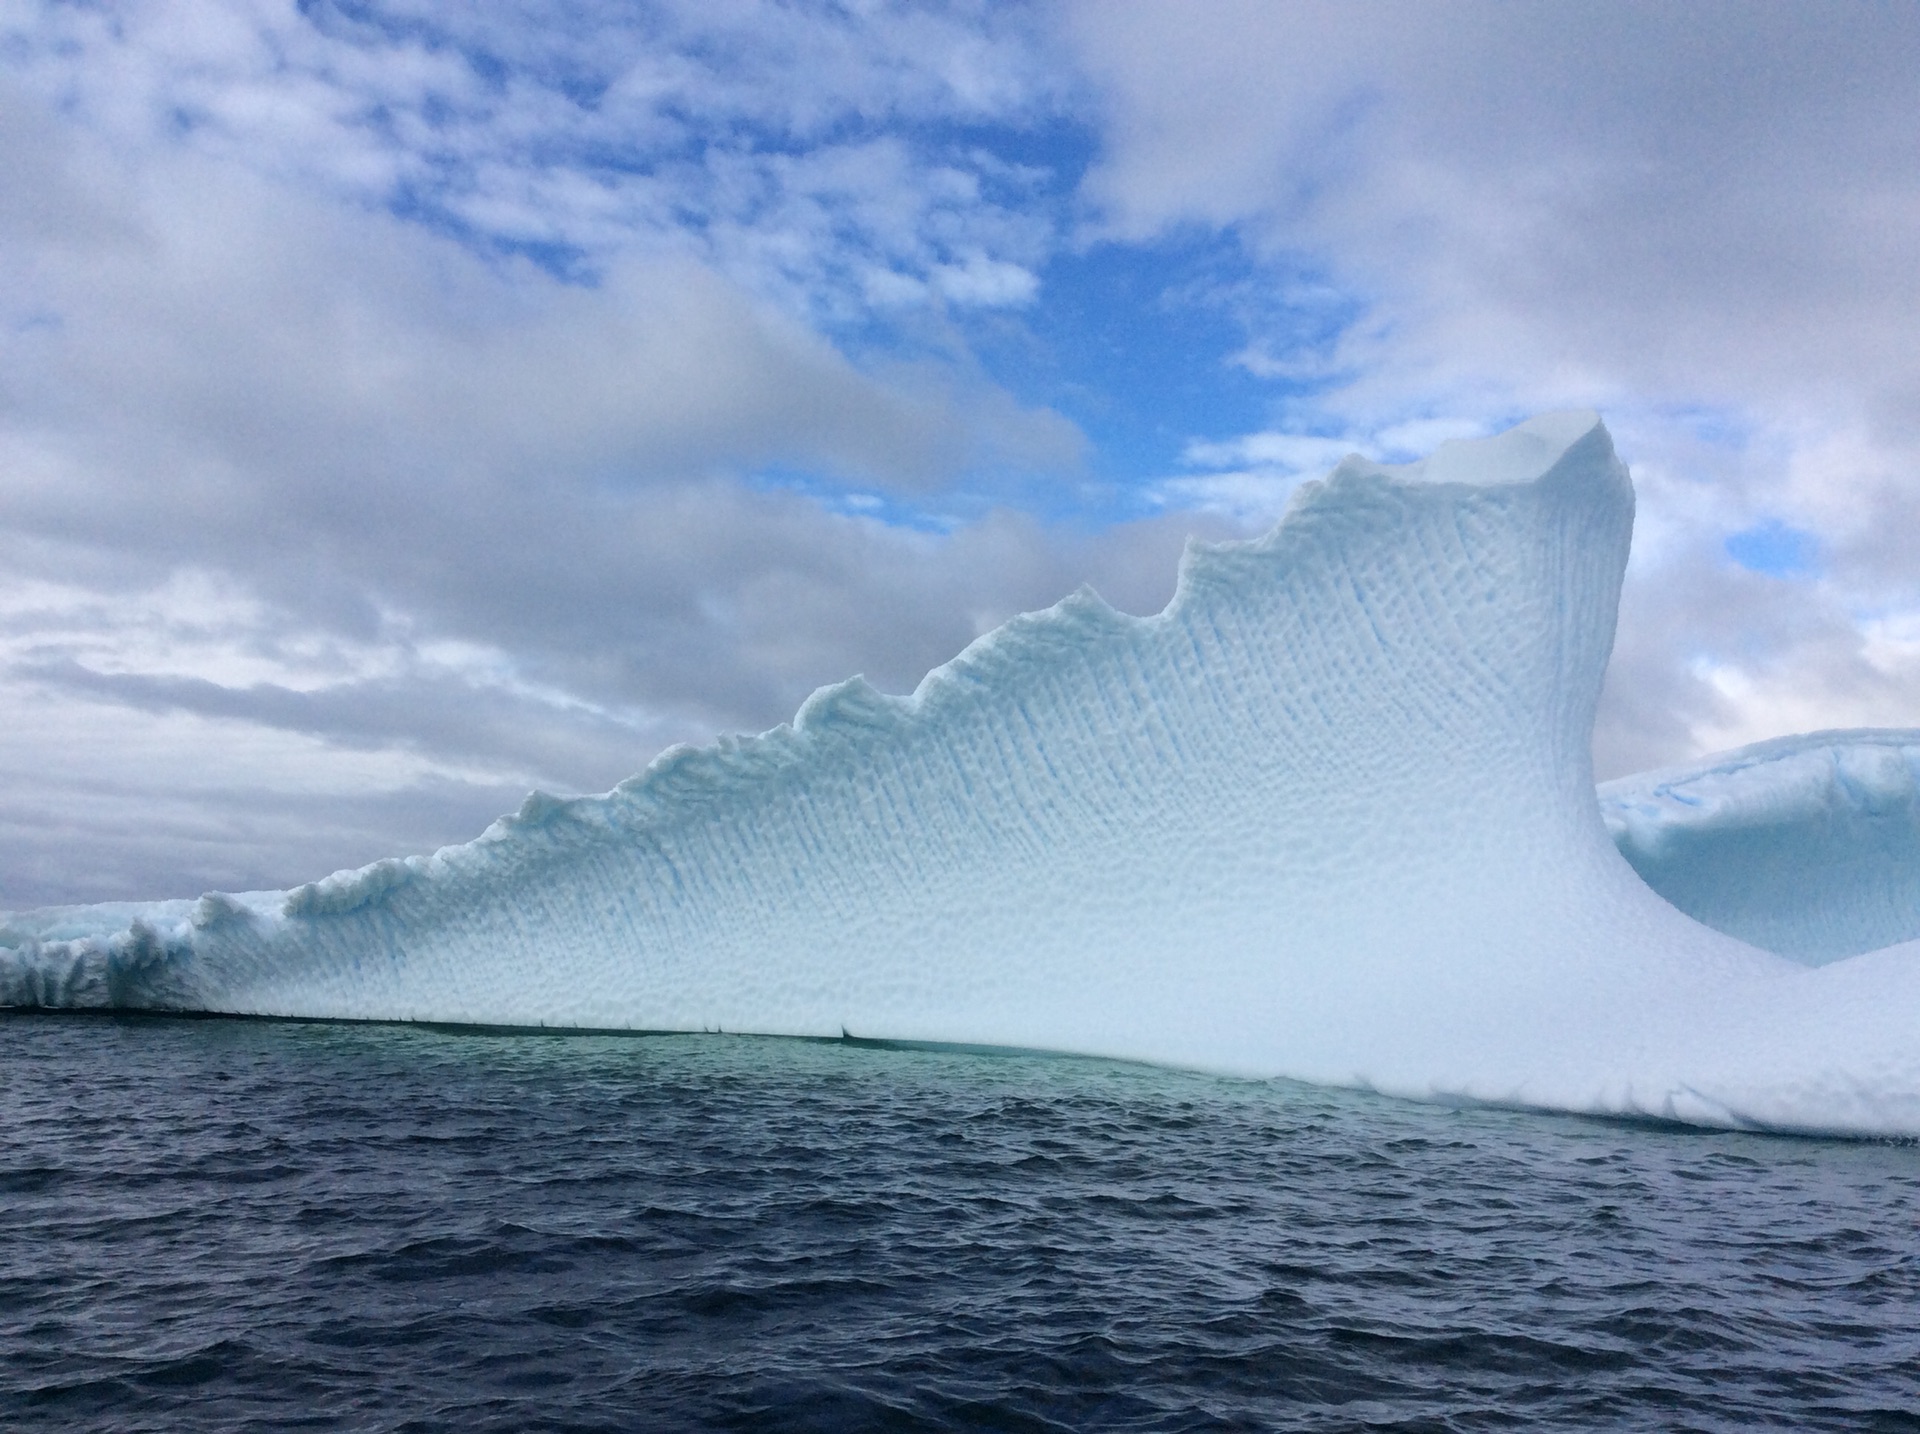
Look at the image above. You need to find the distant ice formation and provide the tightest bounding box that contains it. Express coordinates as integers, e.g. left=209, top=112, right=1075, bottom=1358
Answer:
left=1603, top=731, right=1920, bottom=965
left=7, top=412, right=1920, bottom=1137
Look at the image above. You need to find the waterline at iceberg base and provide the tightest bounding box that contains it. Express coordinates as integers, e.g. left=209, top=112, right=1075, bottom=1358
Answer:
left=7, top=413, right=1920, bottom=1138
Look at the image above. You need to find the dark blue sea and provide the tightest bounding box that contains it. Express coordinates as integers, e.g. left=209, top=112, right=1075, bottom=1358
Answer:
left=3, top=1012, right=1917, bottom=1432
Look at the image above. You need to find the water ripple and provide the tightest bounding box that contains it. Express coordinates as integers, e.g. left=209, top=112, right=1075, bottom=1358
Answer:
left=4, top=1012, right=1919, bottom=1431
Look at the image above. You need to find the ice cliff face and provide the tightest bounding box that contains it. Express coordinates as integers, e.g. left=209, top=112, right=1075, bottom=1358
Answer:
left=1603, top=731, right=1920, bottom=965
left=7, top=413, right=1920, bottom=1137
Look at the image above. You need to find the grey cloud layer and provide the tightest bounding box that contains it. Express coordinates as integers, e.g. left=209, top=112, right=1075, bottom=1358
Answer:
left=1067, top=0, right=1920, bottom=775
left=0, top=27, right=1177, bottom=905
left=3, top=0, right=1918, bottom=902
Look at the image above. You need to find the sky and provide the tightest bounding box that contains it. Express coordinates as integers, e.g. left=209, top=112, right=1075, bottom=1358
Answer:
left=4, top=0, right=1920, bottom=907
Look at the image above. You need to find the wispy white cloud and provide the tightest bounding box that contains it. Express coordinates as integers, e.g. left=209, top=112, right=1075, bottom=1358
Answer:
left=1153, top=418, right=1492, bottom=526
left=1179, top=432, right=1357, bottom=474
left=1150, top=431, right=1358, bottom=526
left=3, top=0, right=1072, bottom=321
left=4, top=0, right=1920, bottom=902
left=1065, top=0, right=1920, bottom=774
left=0, top=10, right=1134, bottom=904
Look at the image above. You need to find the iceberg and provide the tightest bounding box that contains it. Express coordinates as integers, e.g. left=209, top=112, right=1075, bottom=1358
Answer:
left=7, top=412, right=1920, bottom=1137
left=1602, top=731, right=1920, bottom=965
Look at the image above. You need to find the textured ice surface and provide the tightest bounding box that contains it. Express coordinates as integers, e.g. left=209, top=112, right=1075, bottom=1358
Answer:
left=1603, top=731, right=1920, bottom=965
left=8, top=412, right=1920, bottom=1137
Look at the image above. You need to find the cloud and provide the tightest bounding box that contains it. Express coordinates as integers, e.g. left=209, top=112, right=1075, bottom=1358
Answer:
left=1064, top=0, right=1920, bottom=769
left=0, top=46, right=1153, bottom=906
left=6, top=0, right=1920, bottom=906
left=4, top=0, right=1075, bottom=318
left=1, top=132, right=1044, bottom=492
left=1149, top=432, right=1355, bottom=526
left=1180, top=432, right=1356, bottom=474
left=1068, top=0, right=1920, bottom=439
left=0, top=486, right=1212, bottom=906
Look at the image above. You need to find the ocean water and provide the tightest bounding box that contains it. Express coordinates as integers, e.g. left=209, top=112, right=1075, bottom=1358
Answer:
left=3, top=1013, right=1917, bottom=1432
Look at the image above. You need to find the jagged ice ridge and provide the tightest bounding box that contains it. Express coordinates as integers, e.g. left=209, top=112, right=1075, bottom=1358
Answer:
left=7, top=413, right=1920, bottom=1137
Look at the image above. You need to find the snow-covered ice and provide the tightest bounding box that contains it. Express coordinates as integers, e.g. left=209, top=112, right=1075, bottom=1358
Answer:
left=7, top=412, right=1920, bottom=1137
left=1604, top=732, right=1920, bottom=965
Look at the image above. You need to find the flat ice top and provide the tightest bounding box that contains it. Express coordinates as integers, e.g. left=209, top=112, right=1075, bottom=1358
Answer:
left=1338, top=410, right=1604, bottom=488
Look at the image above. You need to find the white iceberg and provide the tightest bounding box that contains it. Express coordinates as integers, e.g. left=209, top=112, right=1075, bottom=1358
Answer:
left=7, top=412, right=1920, bottom=1137
left=1604, top=731, right=1920, bottom=965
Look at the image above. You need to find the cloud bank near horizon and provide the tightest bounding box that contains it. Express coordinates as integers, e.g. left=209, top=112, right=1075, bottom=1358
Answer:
left=3, top=0, right=1918, bottom=906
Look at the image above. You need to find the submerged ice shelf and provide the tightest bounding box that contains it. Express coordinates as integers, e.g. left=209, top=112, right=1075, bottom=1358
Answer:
left=7, top=412, right=1920, bottom=1137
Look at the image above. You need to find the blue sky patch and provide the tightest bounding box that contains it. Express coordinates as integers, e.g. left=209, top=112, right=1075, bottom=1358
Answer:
left=1724, top=519, right=1819, bottom=578
left=957, top=231, right=1361, bottom=510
